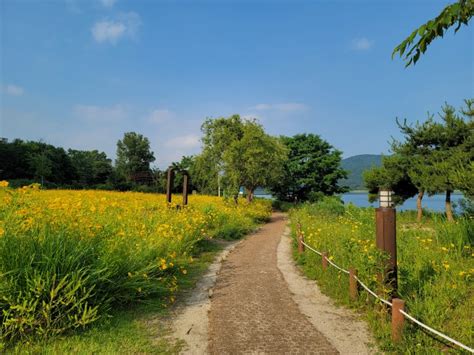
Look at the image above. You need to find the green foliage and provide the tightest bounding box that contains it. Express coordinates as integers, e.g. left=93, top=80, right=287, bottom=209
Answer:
left=393, top=0, right=474, bottom=66
left=116, top=132, right=155, bottom=182
left=224, top=121, right=288, bottom=200
left=291, top=204, right=474, bottom=353
left=195, top=115, right=288, bottom=200
left=68, top=149, right=113, bottom=186
left=270, top=134, right=347, bottom=202
left=0, top=189, right=270, bottom=347
left=363, top=154, right=418, bottom=205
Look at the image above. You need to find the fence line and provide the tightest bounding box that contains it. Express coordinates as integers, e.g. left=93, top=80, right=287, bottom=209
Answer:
left=298, top=237, right=474, bottom=353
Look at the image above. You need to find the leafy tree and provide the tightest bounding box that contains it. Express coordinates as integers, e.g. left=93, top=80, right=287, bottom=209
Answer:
left=193, top=115, right=245, bottom=196
left=116, top=132, right=155, bottom=182
left=68, top=149, right=113, bottom=185
left=30, top=151, right=53, bottom=187
left=364, top=155, right=420, bottom=217
left=393, top=0, right=474, bottom=66
left=224, top=121, right=288, bottom=202
left=270, top=134, right=347, bottom=202
left=395, top=101, right=473, bottom=221
left=196, top=115, right=287, bottom=201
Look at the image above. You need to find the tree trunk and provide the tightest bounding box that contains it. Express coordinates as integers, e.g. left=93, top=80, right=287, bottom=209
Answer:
left=445, top=190, right=454, bottom=222
left=246, top=188, right=254, bottom=202
left=416, top=191, right=424, bottom=222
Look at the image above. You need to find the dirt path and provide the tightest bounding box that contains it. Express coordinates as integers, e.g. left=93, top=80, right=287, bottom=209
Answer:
left=208, top=213, right=338, bottom=354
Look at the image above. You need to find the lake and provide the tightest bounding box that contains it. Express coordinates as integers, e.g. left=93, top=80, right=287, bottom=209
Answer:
left=341, top=192, right=465, bottom=212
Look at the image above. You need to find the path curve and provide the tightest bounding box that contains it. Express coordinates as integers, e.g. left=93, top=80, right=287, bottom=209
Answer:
left=208, top=213, right=338, bottom=354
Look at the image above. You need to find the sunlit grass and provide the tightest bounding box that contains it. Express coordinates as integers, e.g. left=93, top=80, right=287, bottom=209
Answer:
left=291, top=199, right=473, bottom=353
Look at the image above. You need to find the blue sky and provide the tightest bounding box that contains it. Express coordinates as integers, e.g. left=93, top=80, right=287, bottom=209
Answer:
left=1, top=0, right=473, bottom=168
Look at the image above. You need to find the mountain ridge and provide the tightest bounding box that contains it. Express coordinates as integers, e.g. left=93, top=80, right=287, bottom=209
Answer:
left=340, top=154, right=383, bottom=191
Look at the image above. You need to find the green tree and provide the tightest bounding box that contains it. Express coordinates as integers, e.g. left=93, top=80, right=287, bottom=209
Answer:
left=68, top=149, right=113, bottom=185
left=224, top=121, right=288, bottom=202
left=393, top=0, right=474, bottom=66
left=395, top=101, right=473, bottom=221
left=30, top=151, right=52, bottom=187
left=270, top=134, right=347, bottom=202
left=116, top=132, right=155, bottom=182
left=364, top=155, right=419, bottom=217
left=193, top=115, right=245, bottom=196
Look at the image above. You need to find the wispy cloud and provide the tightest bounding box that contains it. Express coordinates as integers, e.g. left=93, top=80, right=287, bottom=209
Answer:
left=165, top=134, right=201, bottom=149
left=73, top=104, right=128, bottom=122
left=3, top=84, right=24, bottom=96
left=91, top=12, right=141, bottom=44
left=147, top=109, right=174, bottom=124
left=99, top=0, right=117, bottom=8
left=351, top=37, right=374, bottom=51
left=249, top=102, right=308, bottom=112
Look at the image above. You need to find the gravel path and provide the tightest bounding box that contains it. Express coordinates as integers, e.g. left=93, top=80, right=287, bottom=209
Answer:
left=208, top=213, right=339, bottom=354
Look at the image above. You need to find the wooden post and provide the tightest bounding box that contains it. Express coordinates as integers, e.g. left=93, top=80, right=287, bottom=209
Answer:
left=376, top=206, right=397, bottom=296
left=182, top=172, right=189, bottom=206
left=166, top=168, right=174, bottom=204
left=349, top=268, right=358, bottom=301
left=391, top=298, right=405, bottom=343
left=322, top=252, right=328, bottom=270
left=296, top=223, right=305, bottom=254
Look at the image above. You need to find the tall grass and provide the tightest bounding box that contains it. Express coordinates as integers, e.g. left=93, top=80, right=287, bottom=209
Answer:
left=291, top=197, right=473, bottom=353
left=0, top=184, right=271, bottom=348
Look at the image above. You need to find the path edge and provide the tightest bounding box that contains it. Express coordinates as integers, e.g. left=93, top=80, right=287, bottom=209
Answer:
left=277, top=226, right=378, bottom=354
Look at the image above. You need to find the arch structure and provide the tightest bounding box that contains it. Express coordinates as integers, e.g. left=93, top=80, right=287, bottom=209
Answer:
left=166, top=168, right=189, bottom=206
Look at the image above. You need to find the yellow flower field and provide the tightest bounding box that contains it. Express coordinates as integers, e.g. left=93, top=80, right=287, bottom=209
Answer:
left=0, top=184, right=271, bottom=346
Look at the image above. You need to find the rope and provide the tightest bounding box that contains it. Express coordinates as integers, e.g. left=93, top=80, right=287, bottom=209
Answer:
left=399, top=310, right=474, bottom=353
left=301, top=241, right=322, bottom=256
left=354, top=276, right=392, bottom=307
left=298, top=236, right=473, bottom=353
left=324, top=257, right=350, bottom=274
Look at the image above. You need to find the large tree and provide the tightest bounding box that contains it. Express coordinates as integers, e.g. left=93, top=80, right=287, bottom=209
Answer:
left=270, top=134, right=347, bottom=202
left=68, top=149, right=113, bottom=185
left=393, top=0, right=474, bottom=66
left=394, top=101, right=473, bottom=221
left=224, top=121, right=288, bottom=202
left=116, top=132, right=155, bottom=182
left=195, top=115, right=287, bottom=201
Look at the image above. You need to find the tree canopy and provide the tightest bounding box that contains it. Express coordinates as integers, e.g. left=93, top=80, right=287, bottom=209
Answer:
left=116, top=132, right=155, bottom=182
left=270, top=134, right=347, bottom=202
left=393, top=0, right=474, bottom=67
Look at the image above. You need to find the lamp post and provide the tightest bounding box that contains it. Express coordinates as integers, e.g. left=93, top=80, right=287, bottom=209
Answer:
left=375, top=189, right=397, bottom=297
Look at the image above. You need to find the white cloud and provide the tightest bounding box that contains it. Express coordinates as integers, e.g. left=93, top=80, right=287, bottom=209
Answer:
left=165, top=134, right=201, bottom=149
left=147, top=109, right=174, bottom=124
left=73, top=104, right=128, bottom=121
left=4, top=84, right=24, bottom=96
left=99, top=0, right=117, bottom=8
left=250, top=102, right=308, bottom=112
left=351, top=37, right=374, bottom=51
left=91, top=12, right=141, bottom=44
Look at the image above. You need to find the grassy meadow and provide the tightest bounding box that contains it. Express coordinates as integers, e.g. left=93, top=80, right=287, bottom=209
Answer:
left=0, top=183, right=271, bottom=349
left=290, top=198, right=473, bottom=354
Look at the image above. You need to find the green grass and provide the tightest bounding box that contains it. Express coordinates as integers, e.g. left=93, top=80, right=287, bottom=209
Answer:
left=9, top=240, right=224, bottom=354
left=290, top=197, right=473, bottom=354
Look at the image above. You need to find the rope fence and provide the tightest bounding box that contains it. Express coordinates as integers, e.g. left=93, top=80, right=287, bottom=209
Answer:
left=297, top=230, right=474, bottom=353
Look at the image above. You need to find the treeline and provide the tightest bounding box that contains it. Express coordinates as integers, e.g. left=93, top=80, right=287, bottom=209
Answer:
left=364, top=99, right=473, bottom=221
left=0, top=117, right=348, bottom=202
left=0, top=134, right=166, bottom=192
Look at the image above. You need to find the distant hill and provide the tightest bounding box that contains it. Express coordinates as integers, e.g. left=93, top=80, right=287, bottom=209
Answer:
left=340, top=154, right=382, bottom=191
